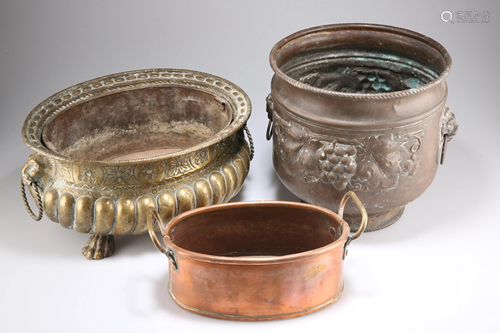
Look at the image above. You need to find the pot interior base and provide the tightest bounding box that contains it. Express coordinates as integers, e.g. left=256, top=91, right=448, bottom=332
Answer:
left=109, top=148, right=182, bottom=161
left=41, top=86, right=232, bottom=161
left=169, top=205, right=343, bottom=257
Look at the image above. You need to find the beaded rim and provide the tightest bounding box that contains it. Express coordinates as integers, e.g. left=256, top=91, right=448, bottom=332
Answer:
left=270, top=23, right=452, bottom=100
left=22, top=68, right=252, bottom=165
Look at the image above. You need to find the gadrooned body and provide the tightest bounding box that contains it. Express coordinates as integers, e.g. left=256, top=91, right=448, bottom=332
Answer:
left=21, top=68, right=252, bottom=259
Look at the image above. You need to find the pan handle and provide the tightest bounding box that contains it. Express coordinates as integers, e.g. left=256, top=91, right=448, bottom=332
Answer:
left=338, top=191, right=367, bottom=259
left=147, top=207, right=178, bottom=270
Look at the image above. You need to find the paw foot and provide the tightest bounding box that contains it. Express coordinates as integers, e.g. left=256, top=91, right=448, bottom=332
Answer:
left=81, top=235, right=115, bottom=260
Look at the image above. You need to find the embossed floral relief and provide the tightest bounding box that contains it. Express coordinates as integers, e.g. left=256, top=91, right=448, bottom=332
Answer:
left=58, top=162, right=73, bottom=180
left=194, top=148, right=209, bottom=165
left=78, top=166, right=97, bottom=183
left=274, top=115, right=423, bottom=192
left=139, top=163, right=160, bottom=181
left=164, top=156, right=192, bottom=178
left=104, top=165, right=137, bottom=185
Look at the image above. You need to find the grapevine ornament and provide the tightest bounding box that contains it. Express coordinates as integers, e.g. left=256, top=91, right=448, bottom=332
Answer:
left=317, top=143, right=358, bottom=191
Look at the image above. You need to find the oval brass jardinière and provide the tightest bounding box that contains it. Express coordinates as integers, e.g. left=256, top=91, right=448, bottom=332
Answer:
left=267, top=23, right=458, bottom=231
left=148, top=191, right=367, bottom=321
left=21, top=68, right=253, bottom=259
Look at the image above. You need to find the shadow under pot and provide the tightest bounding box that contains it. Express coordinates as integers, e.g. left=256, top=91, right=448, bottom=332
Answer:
left=148, top=191, right=367, bottom=321
left=21, top=68, right=253, bottom=259
left=267, top=23, right=458, bottom=231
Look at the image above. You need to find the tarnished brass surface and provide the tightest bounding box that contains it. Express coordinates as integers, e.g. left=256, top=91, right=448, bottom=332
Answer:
left=268, top=24, right=458, bottom=231
left=148, top=192, right=367, bottom=321
left=21, top=68, right=252, bottom=259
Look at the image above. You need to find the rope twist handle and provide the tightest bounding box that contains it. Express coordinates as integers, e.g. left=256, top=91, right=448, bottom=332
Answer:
left=20, top=174, right=44, bottom=221
left=244, top=124, right=255, bottom=161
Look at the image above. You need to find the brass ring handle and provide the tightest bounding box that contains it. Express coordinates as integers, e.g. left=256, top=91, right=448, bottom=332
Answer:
left=20, top=173, right=44, bottom=221
left=440, top=134, right=448, bottom=165
left=266, top=119, right=273, bottom=141
left=266, top=93, right=274, bottom=141
left=147, top=207, right=178, bottom=270
left=243, top=124, right=255, bottom=161
left=338, top=191, right=367, bottom=241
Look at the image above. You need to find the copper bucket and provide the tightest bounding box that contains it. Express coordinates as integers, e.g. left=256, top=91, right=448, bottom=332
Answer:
left=267, top=24, right=458, bottom=231
left=147, top=191, right=367, bottom=321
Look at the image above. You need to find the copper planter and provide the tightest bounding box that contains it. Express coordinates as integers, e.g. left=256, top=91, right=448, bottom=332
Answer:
left=267, top=24, right=458, bottom=231
left=148, top=191, right=367, bottom=321
left=21, top=68, right=253, bottom=259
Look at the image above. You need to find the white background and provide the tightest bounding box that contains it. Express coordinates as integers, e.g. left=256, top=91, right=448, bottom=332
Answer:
left=1, top=1, right=499, bottom=332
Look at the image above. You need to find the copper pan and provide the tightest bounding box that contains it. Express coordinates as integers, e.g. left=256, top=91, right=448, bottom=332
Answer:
left=147, top=191, right=367, bottom=321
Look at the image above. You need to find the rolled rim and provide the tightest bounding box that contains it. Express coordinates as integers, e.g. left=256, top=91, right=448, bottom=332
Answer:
left=22, top=68, right=252, bottom=165
left=270, top=23, right=452, bottom=100
left=162, top=201, right=350, bottom=266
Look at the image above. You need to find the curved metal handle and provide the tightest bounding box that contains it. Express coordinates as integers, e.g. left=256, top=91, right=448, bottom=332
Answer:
left=338, top=191, right=367, bottom=260
left=338, top=191, right=367, bottom=240
left=21, top=161, right=44, bottom=221
left=440, top=106, right=458, bottom=165
left=147, top=207, right=178, bottom=270
left=243, top=124, right=255, bottom=161
left=265, top=94, right=274, bottom=141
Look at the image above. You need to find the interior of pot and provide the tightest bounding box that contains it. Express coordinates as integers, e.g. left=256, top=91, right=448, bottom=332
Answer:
left=41, top=86, right=232, bottom=160
left=274, top=25, right=450, bottom=94
left=169, top=205, right=343, bottom=257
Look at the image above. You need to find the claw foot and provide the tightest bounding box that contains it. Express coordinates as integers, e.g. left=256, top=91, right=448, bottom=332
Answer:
left=82, top=235, right=115, bottom=260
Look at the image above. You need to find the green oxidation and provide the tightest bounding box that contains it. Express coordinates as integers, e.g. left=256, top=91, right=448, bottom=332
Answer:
left=404, top=77, right=424, bottom=89
left=367, top=74, right=392, bottom=93
left=283, top=50, right=439, bottom=94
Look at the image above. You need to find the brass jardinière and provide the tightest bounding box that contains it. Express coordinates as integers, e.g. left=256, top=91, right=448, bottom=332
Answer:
left=21, top=68, right=253, bottom=259
left=148, top=191, right=367, bottom=321
left=267, top=24, right=458, bottom=231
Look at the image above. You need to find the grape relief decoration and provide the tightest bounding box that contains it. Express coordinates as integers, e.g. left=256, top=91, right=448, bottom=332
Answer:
left=273, top=114, right=423, bottom=192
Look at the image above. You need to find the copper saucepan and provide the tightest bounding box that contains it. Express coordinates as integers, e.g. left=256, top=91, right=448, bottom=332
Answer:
left=147, top=191, right=367, bottom=321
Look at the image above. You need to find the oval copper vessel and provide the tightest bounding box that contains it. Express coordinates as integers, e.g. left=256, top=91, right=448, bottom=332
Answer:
left=21, top=68, right=253, bottom=259
left=267, top=24, right=458, bottom=231
left=148, top=191, right=367, bottom=321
